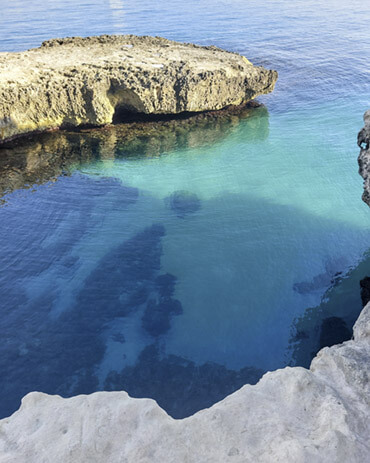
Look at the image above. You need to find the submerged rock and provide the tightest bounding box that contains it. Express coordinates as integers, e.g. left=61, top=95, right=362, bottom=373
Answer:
left=358, top=109, right=370, bottom=205
left=0, top=35, right=278, bottom=143
left=319, top=316, right=351, bottom=349
left=293, top=256, right=346, bottom=294
left=142, top=296, right=183, bottom=337
left=360, top=276, right=370, bottom=307
left=105, top=344, right=264, bottom=419
left=165, top=190, right=201, bottom=218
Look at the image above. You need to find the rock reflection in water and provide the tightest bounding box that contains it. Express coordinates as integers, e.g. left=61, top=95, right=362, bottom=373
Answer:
left=0, top=102, right=269, bottom=198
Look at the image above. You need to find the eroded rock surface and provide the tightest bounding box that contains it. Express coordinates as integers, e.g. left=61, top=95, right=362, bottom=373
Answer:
left=0, top=303, right=369, bottom=462
left=0, top=35, right=278, bottom=142
left=358, top=109, right=370, bottom=205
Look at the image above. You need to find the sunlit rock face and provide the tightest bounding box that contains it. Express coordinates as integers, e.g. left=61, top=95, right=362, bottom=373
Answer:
left=358, top=109, right=370, bottom=206
left=0, top=35, right=277, bottom=142
left=0, top=304, right=369, bottom=463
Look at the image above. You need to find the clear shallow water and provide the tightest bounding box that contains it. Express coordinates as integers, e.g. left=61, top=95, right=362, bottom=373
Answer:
left=0, top=0, right=370, bottom=418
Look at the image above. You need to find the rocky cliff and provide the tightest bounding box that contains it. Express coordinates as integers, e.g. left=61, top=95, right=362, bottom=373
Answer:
left=0, top=302, right=369, bottom=462
left=358, top=109, right=370, bottom=205
left=0, top=35, right=277, bottom=143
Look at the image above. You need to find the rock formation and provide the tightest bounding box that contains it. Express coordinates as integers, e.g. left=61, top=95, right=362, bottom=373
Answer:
left=358, top=109, right=370, bottom=205
left=0, top=35, right=277, bottom=143
left=0, top=302, right=369, bottom=462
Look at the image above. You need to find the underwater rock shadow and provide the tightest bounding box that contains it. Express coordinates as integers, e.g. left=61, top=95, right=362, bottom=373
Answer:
left=289, top=252, right=370, bottom=368
left=96, top=193, right=370, bottom=417
left=164, top=190, right=201, bottom=218
left=0, top=103, right=270, bottom=198
left=293, top=256, right=349, bottom=295
left=0, top=174, right=140, bottom=418
left=105, top=344, right=264, bottom=419
left=0, top=182, right=369, bottom=420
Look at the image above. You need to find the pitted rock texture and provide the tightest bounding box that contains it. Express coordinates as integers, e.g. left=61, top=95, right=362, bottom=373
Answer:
left=358, top=109, right=370, bottom=205
left=0, top=303, right=369, bottom=462
left=0, top=35, right=277, bottom=142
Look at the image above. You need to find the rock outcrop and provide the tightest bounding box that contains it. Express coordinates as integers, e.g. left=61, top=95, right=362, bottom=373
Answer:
left=0, top=302, right=369, bottom=462
left=358, top=109, right=370, bottom=205
left=0, top=35, right=277, bottom=143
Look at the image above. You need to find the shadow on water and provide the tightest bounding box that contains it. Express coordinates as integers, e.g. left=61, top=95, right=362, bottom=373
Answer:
left=0, top=102, right=368, bottom=419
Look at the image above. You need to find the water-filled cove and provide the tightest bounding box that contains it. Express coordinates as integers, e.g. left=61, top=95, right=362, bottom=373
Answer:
left=1, top=0, right=370, bottom=419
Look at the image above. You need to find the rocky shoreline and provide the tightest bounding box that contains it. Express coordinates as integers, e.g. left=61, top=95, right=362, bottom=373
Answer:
left=358, top=110, right=370, bottom=206
left=0, top=302, right=369, bottom=462
left=0, top=35, right=277, bottom=143
left=0, top=39, right=369, bottom=463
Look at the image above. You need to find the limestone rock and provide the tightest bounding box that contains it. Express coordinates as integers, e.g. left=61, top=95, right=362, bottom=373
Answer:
left=358, top=109, right=370, bottom=205
left=0, top=35, right=278, bottom=143
left=0, top=303, right=369, bottom=462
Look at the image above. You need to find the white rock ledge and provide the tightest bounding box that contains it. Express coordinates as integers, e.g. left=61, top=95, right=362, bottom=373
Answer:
left=0, top=303, right=369, bottom=462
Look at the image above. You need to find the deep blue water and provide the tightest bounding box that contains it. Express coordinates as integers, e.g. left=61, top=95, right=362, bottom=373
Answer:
left=0, top=0, right=370, bottom=419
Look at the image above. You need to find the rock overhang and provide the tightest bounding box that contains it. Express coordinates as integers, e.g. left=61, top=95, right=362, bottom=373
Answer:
left=0, top=35, right=278, bottom=143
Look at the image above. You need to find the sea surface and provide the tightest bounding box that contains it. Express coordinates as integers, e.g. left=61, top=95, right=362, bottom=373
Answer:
left=0, top=0, right=369, bottom=419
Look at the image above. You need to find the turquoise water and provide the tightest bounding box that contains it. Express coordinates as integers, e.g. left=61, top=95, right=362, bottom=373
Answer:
left=0, top=0, right=370, bottom=418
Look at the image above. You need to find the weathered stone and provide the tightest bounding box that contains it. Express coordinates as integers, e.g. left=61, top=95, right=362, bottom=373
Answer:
left=358, top=109, right=370, bottom=205
left=0, top=303, right=369, bottom=462
left=0, top=35, right=278, bottom=143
